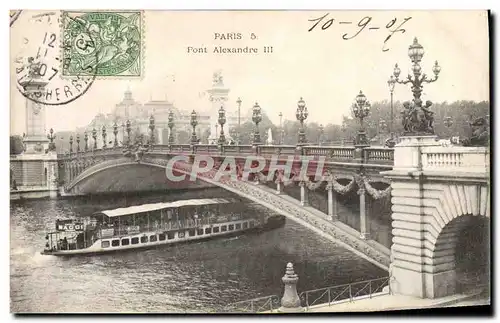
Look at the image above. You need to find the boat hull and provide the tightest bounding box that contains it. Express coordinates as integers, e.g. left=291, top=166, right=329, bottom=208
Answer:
left=41, top=216, right=285, bottom=257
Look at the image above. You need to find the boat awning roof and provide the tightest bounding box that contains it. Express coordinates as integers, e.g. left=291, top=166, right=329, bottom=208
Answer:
left=94, top=198, right=240, bottom=218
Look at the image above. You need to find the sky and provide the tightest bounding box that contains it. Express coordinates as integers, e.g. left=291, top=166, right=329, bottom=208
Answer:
left=9, top=10, right=489, bottom=135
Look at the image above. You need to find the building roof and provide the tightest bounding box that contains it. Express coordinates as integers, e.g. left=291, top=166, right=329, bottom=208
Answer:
left=95, top=198, right=240, bottom=218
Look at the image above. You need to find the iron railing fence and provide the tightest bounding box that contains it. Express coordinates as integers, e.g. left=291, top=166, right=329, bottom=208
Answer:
left=219, top=276, right=389, bottom=313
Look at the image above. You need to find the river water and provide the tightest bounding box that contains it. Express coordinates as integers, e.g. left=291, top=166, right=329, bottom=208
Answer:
left=10, top=188, right=387, bottom=313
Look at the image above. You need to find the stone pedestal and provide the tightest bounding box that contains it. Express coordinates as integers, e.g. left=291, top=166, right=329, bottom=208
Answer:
left=392, top=135, right=439, bottom=172
left=279, top=263, right=304, bottom=313
left=10, top=152, right=59, bottom=199
left=382, top=135, right=460, bottom=298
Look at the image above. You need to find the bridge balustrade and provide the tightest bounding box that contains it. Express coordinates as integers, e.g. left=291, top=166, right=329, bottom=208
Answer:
left=57, top=143, right=397, bottom=166
left=421, top=146, right=489, bottom=173
left=363, top=148, right=394, bottom=164
left=195, top=144, right=219, bottom=154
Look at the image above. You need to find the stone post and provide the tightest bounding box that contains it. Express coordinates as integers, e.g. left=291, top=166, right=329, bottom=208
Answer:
left=327, top=183, right=338, bottom=221
left=299, top=181, right=309, bottom=206
left=382, top=135, right=456, bottom=298
left=279, top=263, right=303, bottom=313
left=359, top=186, right=370, bottom=240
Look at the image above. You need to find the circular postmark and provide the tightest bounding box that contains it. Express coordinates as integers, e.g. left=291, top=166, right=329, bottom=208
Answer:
left=13, top=11, right=97, bottom=106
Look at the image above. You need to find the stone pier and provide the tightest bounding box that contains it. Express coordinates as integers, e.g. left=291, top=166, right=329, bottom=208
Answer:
left=382, top=136, right=490, bottom=298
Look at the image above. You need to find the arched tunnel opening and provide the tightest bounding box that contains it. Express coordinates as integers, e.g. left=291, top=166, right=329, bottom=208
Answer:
left=454, top=216, right=490, bottom=295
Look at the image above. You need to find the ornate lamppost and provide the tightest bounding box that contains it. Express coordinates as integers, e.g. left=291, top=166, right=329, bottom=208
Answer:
left=47, top=128, right=56, bottom=151
left=218, top=105, right=226, bottom=145
left=387, top=75, right=396, bottom=147
left=341, top=122, right=346, bottom=146
left=113, top=122, right=118, bottom=147
left=378, top=119, right=387, bottom=145
left=76, top=134, right=80, bottom=152
left=167, top=110, right=175, bottom=145
left=444, top=116, right=453, bottom=138
left=318, top=124, right=324, bottom=146
left=393, top=37, right=441, bottom=135
left=190, top=110, right=198, bottom=145
left=279, top=112, right=284, bottom=145
left=296, top=97, right=308, bottom=145
left=69, top=135, right=73, bottom=154
left=236, top=97, right=242, bottom=145
left=102, top=126, right=107, bottom=149
left=252, top=102, right=262, bottom=145
left=84, top=132, right=88, bottom=151
left=125, top=120, right=131, bottom=146
left=149, top=115, right=156, bottom=144
left=92, top=127, right=97, bottom=149
left=351, top=90, right=371, bottom=147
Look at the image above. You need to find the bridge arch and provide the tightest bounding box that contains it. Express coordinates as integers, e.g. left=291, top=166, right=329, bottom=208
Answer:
left=390, top=181, right=490, bottom=298
left=64, top=156, right=391, bottom=271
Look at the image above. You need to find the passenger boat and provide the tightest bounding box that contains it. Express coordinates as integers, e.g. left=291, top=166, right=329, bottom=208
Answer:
left=41, top=198, right=286, bottom=256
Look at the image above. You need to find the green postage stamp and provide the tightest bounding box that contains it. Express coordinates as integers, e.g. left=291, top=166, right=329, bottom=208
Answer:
left=61, top=11, right=143, bottom=77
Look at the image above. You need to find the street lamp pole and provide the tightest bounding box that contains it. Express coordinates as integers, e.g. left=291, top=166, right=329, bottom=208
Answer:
left=149, top=115, right=155, bottom=145
left=341, top=123, right=346, bottom=146
left=378, top=119, right=387, bottom=146
left=167, top=111, right=175, bottom=145
left=318, top=124, right=324, bottom=146
left=393, top=37, right=441, bottom=135
left=387, top=75, right=396, bottom=147
left=236, top=97, right=242, bottom=146
left=252, top=102, right=262, bottom=146
left=296, top=97, right=308, bottom=146
left=279, top=112, right=283, bottom=145
left=47, top=128, right=56, bottom=151
left=444, top=116, right=453, bottom=139
left=190, top=110, right=199, bottom=145
left=351, top=90, right=371, bottom=147
left=218, top=106, right=226, bottom=145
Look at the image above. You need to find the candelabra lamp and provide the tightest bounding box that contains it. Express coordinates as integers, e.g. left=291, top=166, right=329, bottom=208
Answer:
left=351, top=91, right=371, bottom=147
left=47, top=128, right=56, bottom=151
left=393, top=37, right=441, bottom=135
left=92, top=127, right=97, bottom=149
left=190, top=110, right=198, bottom=145
left=218, top=106, right=226, bottom=145
left=252, top=102, right=262, bottom=146
left=168, top=110, right=175, bottom=145
left=296, top=97, right=308, bottom=146
left=149, top=115, right=156, bottom=144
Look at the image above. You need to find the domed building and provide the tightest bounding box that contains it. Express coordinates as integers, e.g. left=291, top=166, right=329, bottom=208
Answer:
left=80, top=88, right=212, bottom=147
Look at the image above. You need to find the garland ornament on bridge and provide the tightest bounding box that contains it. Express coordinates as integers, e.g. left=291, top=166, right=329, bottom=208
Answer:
left=363, top=178, right=392, bottom=200
left=393, top=37, right=441, bottom=135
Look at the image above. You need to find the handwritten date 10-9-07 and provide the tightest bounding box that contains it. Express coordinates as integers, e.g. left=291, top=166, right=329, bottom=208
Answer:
left=308, top=13, right=412, bottom=52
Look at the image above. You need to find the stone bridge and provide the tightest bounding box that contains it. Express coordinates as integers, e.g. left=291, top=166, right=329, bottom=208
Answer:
left=57, top=143, right=395, bottom=271
left=12, top=138, right=490, bottom=299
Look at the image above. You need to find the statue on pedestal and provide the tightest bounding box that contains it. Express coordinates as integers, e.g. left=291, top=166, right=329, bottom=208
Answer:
left=401, top=98, right=434, bottom=135
left=461, top=117, right=489, bottom=147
